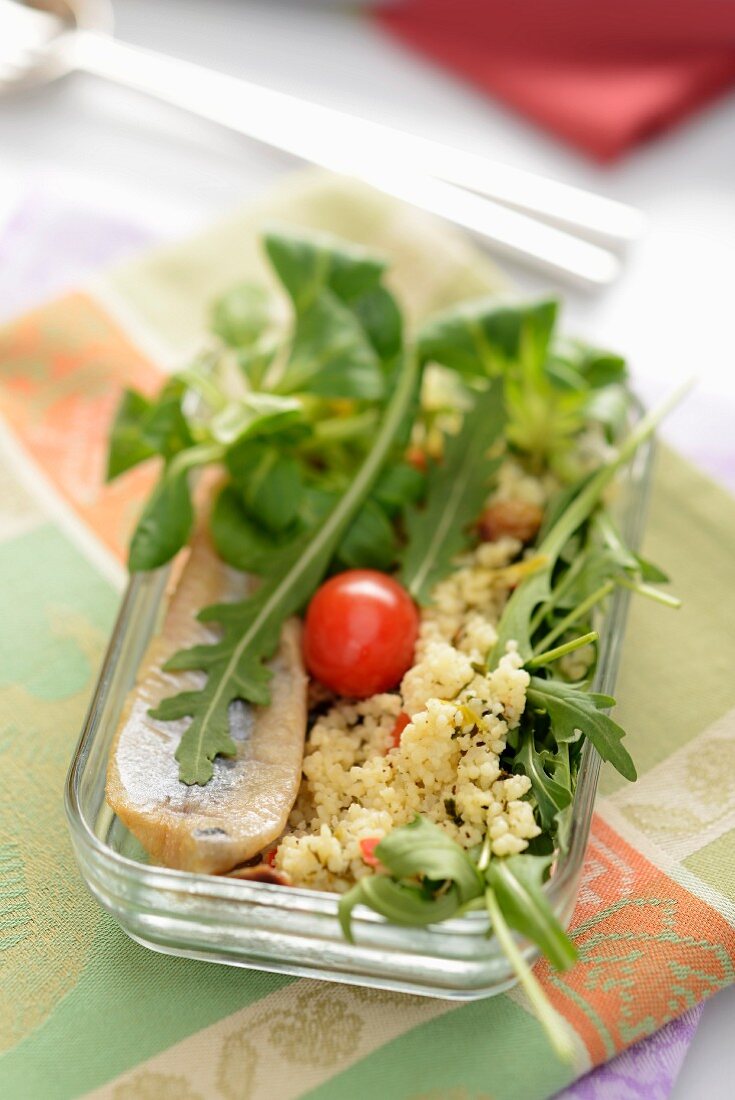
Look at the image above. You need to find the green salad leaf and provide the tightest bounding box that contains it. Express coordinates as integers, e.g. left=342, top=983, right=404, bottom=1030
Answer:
left=128, top=462, right=194, bottom=572
left=527, top=676, right=636, bottom=781
left=339, top=816, right=482, bottom=940
left=485, top=854, right=578, bottom=971
left=106, top=225, right=687, bottom=1065
left=514, top=729, right=573, bottom=833
left=266, top=229, right=394, bottom=400
left=490, top=384, right=687, bottom=667
left=400, top=378, right=505, bottom=603
left=155, top=348, right=419, bottom=784
left=211, top=282, right=274, bottom=349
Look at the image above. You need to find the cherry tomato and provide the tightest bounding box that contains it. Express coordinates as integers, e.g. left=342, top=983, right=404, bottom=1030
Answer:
left=303, top=569, right=419, bottom=697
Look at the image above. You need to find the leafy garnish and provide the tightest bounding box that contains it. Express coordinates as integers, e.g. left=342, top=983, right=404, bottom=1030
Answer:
left=485, top=854, right=577, bottom=971
left=339, top=816, right=482, bottom=940
left=154, top=348, right=419, bottom=784
left=527, top=676, right=636, bottom=781
left=490, top=382, right=689, bottom=666
left=106, top=379, right=194, bottom=483
left=514, top=730, right=573, bottom=833
left=484, top=886, right=575, bottom=1062
left=400, top=379, right=505, bottom=603
left=339, top=816, right=577, bottom=1062
left=211, top=282, right=275, bottom=349
left=266, top=229, right=393, bottom=400
left=417, top=296, right=624, bottom=477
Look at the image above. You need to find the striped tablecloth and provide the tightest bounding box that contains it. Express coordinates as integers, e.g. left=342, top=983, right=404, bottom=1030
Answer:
left=1, top=172, right=733, bottom=1100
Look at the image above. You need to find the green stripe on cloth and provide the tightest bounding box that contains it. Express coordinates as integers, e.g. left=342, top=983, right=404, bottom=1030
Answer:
left=2, top=170, right=734, bottom=1099
left=0, top=514, right=292, bottom=1098
left=600, top=447, right=735, bottom=796
left=303, top=993, right=575, bottom=1100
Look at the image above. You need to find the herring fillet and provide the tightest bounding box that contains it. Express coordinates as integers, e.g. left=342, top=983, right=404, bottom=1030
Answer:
left=106, top=527, right=308, bottom=874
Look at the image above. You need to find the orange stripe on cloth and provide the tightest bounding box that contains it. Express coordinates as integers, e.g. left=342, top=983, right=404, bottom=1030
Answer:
left=0, top=291, right=163, bottom=563
left=536, top=814, right=735, bottom=1064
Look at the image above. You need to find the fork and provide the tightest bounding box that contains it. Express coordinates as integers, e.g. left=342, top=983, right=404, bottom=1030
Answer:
left=0, top=0, right=645, bottom=286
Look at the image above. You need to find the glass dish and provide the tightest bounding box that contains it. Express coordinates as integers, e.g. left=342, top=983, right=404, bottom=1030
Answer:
left=65, top=423, right=654, bottom=1000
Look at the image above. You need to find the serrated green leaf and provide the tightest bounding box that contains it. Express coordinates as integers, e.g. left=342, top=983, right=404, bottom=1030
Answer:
left=514, top=729, right=572, bottom=832
left=527, top=676, right=636, bottom=781
left=490, top=390, right=683, bottom=665
left=400, top=379, right=505, bottom=603
left=418, top=298, right=558, bottom=378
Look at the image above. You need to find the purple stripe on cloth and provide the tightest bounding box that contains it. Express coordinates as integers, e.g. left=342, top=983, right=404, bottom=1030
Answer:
left=0, top=184, right=150, bottom=323
left=0, top=181, right=706, bottom=1100
left=556, top=1006, right=704, bottom=1100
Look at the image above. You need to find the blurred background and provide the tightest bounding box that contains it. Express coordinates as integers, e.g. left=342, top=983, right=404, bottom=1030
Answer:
left=0, top=3, right=733, bottom=1093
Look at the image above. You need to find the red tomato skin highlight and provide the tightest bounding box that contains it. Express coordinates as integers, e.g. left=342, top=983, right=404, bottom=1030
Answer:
left=303, top=570, right=419, bottom=698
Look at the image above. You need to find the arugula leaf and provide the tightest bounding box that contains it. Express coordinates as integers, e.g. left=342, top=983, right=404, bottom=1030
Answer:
left=483, top=882, right=576, bottom=1062
left=418, top=298, right=557, bottom=378
left=153, top=348, right=419, bottom=784
left=338, top=816, right=482, bottom=941
left=527, top=676, right=636, bottom=781
left=490, top=386, right=686, bottom=665
left=485, top=855, right=577, bottom=970
left=637, top=556, right=670, bottom=584
left=339, top=876, right=461, bottom=942
left=211, top=283, right=274, bottom=348
left=376, top=815, right=483, bottom=901
left=514, top=729, right=572, bottom=832
left=400, top=379, right=505, bottom=603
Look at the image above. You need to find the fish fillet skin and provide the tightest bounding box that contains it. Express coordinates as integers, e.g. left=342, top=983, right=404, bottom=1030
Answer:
left=106, top=528, right=308, bottom=874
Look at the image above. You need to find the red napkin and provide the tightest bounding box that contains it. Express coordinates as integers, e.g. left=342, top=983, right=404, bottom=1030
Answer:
left=376, top=0, right=735, bottom=160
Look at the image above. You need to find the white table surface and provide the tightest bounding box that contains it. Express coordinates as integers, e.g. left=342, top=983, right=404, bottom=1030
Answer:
left=0, top=1, right=733, bottom=1094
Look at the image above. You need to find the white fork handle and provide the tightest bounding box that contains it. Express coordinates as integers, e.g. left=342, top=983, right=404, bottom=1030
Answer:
left=69, top=31, right=621, bottom=286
